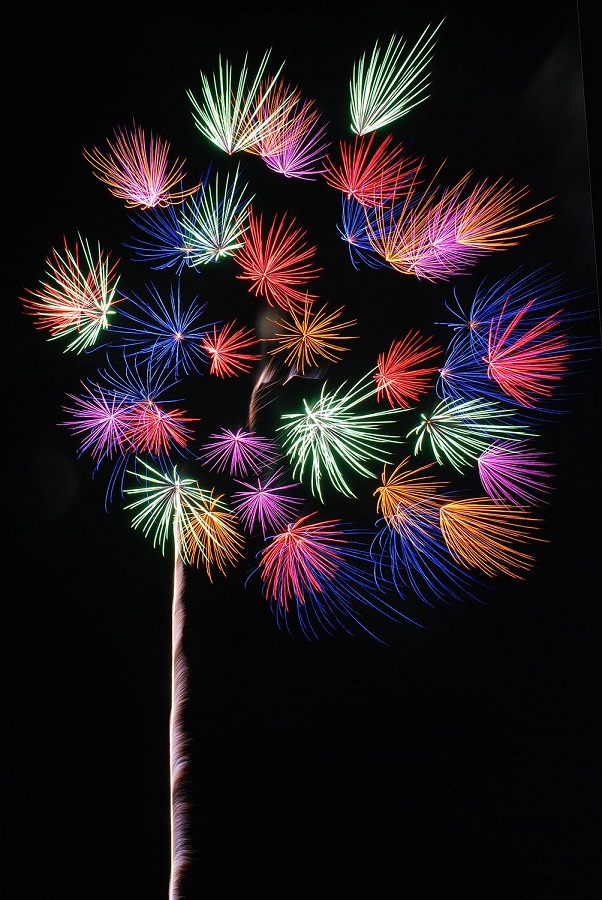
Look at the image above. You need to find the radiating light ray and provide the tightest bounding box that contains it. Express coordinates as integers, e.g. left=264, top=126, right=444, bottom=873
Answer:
left=436, top=264, right=579, bottom=354
left=374, top=330, right=441, bottom=408
left=278, top=370, right=407, bottom=501
left=125, top=169, right=214, bottom=274
left=484, top=298, right=571, bottom=407
left=232, top=206, right=321, bottom=311
left=374, top=456, right=449, bottom=524
left=477, top=440, right=554, bottom=506
left=371, top=501, right=483, bottom=606
left=407, top=396, right=534, bottom=472
left=198, top=427, right=281, bottom=477
left=350, top=21, right=444, bottom=135
left=181, top=492, right=245, bottom=581
left=322, top=133, right=421, bottom=207
left=436, top=331, right=512, bottom=407
left=439, top=496, right=545, bottom=578
left=364, top=164, right=553, bottom=281
left=187, top=50, right=291, bottom=155
left=230, top=466, right=305, bottom=537
left=267, top=302, right=358, bottom=374
left=83, top=121, right=199, bottom=209
left=336, top=196, right=389, bottom=270
left=62, top=357, right=198, bottom=504
left=251, top=85, right=331, bottom=180
left=21, top=234, right=121, bottom=352
left=110, top=281, right=213, bottom=376
left=179, top=164, right=253, bottom=264
left=252, top=513, right=419, bottom=641
left=200, top=320, right=261, bottom=377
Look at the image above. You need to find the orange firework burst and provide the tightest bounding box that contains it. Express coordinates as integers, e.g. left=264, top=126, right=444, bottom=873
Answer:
left=267, top=301, right=358, bottom=374
left=181, top=492, right=244, bottom=580
left=374, top=456, right=449, bottom=525
left=438, top=496, right=545, bottom=578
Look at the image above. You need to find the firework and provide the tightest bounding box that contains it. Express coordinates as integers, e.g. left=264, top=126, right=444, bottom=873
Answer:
left=61, top=356, right=198, bottom=503
left=278, top=370, right=406, bottom=501
left=373, top=456, right=449, bottom=524
left=178, top=163, right=254, bottom=264
left=200, top=320, right=261, bottom=377
left=198, top=427, right=281, bottom=477
left=83, top=121, right=199, bottom=208
left=364, top=164, right=553, bottom=281
left=322, top=132, right=421, bottom=207
left=110, top=281, right=213, bottom=377
left=407, top=396, right=534, bottom=472
left=477, top=440, right=554, bottom=506
left=371, top=500, right=484, bottom=606
left=336, top=196, right=388, bottom=271
left=232, top=206, right=321, bottom=312
left=484, top=298, right=571, bottom=407
left=230, top=466, right=305, bottom=537
left=349, top=21, right=444, bottom=135
left=254, top=513, right=418, bottom=640
left=187, top=49, right=291, bottom=155
left=374, top=330, right=441, bottom=408
left=250, top=82, right=331, bottom=179
left=439, top=496, right=545, bottom=578
left=21, top=234, right=121, bottom=353
left=267, top=301, right=358, bottom=374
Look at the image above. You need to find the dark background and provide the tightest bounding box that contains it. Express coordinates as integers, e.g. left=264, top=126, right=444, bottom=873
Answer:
left=5, top=3, right=599, bottom=897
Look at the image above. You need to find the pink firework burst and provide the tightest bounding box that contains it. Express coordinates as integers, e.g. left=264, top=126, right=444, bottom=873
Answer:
left=83, top=121, right=199, bottom=209
left=198, top=427, right=281, bottom=477
left=478, top=440, right=555, bottom=506
left=483, top=298, right=572, bottom=407
left=250, top=80, right=331, bottom=180
left=200, top=320, right=262, bottom=377
left=230, top=466, right=305, bottom=537
left=374, top=330, right=442, bottom=408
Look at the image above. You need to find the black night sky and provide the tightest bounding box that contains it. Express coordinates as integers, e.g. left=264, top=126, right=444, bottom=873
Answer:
left=5, top=3, right=599, bottom=898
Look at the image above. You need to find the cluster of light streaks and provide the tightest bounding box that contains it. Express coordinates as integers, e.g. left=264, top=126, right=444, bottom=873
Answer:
left=250, top=80, right=331, bottom=179
left=266, top=301, right=358, bottom=374
left=361, top=163, right=554, bottom=281
left=187, top=50, right=290, bottom=155
left=322, top=132, right=421, bottom=206
left=20, top=234, right=121, bottom=353
left=374, top=331, right=441, bottom=408
left=198, top=427, right=280, bottom=477
left=232, top=206, right=321, bottom=311
left=83, top=122, right=200, bottom=209
left=20, top=24, right=595, bottom=899
left=350, top=21, right=444, bottom=135
left=200, top=320, right=261, bottom=377
left=278, top=370, right=407, bottom=501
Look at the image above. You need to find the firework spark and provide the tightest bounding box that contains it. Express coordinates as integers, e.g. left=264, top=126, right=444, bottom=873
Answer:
left=83, top=121, right=199, bottom=209
left=439, top=495, right=545, bottom=578
left=477, top=440, right=554, bottom=506
left=200, top=320, right=261, bottom=377
left=267, top=302, right=358, bottom=374
left=198, top=427, right=281, bottom=477
left=232, top=206, right=321, bottom=312
left=21, top=234, right=121, bottom=353
left=375, top=331, right=441, bottom=408
left=322, top=132, right=421, bottom=207
left=350, top=21, right=444, bottom=135
left=278, top=370, right=406, bottom=500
